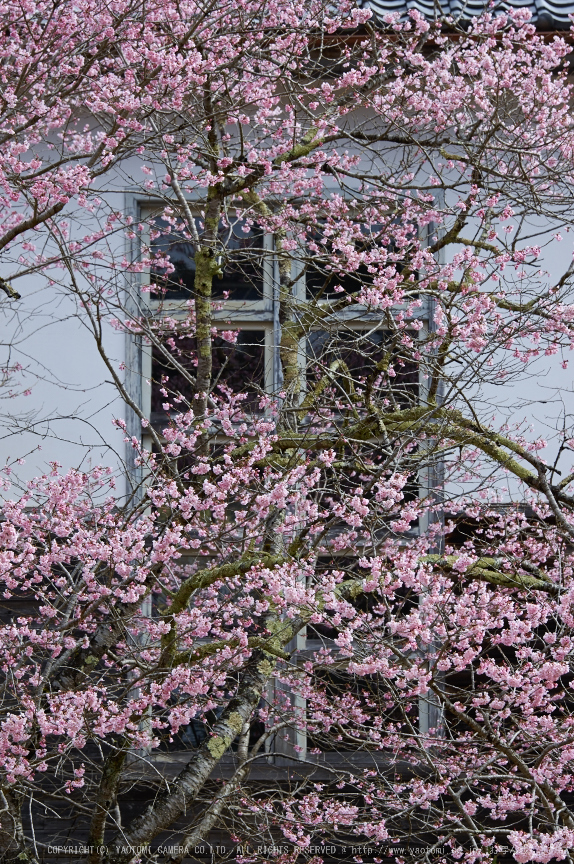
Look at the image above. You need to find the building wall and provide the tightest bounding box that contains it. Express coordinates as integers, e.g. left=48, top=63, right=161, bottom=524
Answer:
left=0, top=185, right=129, bottom=495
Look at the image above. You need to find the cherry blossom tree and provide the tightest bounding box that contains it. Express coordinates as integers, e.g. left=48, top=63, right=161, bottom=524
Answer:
left=3, top=1, right=574, bottom=863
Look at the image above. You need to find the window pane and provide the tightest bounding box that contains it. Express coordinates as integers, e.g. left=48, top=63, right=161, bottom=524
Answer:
left=306, top=668, right=418, bottom=752
left=216, top=220, right=264, bottom=300
left=307, top=329, right=419, bottom=408
left=151, top=330, right=265, bottom=415
left=305, top=223, right=409, bottom=299
left=149, top=217, right=264, bottom=301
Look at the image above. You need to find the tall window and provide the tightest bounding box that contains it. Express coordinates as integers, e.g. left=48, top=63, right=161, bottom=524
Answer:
left=150, top=216, right=266, bottom=301
left=129, top=201, right=433, bottom=762
left=137, top=208, right=276, bottom=430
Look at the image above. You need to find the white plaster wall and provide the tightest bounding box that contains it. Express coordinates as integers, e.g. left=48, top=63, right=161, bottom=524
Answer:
left=442, top=216, right=574, bottom=503
left=0, top=130, right=569, bottom=508
left=0, top=184, right=130, bottom=497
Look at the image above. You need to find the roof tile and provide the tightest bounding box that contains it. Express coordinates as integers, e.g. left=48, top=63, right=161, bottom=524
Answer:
left=363, top=0, right=574, bottom=28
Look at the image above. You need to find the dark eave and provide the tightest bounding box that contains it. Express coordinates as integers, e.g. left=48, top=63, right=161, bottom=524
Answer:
left=362, top=0, right=574, bottom=29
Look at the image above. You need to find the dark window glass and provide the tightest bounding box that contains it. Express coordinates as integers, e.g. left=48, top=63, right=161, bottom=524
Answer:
left=305, top=223, right=407, bottom=299
left=306, top=669, right=418, bottom=752
left=162, top=707, right=265, bottom=754
left=306, top=557, right=419, bottom=643
left=151, top=330, right=265, bottom=415
left=307, top=329, right=419, bottom=408
left=149, top=217, right=264, bottom=301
